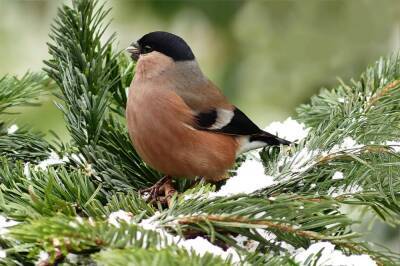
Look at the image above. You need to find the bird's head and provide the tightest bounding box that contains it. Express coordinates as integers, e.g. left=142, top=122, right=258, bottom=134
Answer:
left=126, top=31, right=195, bottom=62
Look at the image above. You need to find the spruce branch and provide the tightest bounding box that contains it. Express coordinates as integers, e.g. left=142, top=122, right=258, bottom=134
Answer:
left=366, top=79, right=400, bottom=110
left=257, top=56, right=400, bottom=222
left=0, top=158, right=106, bottom=220
left=93, top=247, right=229, bottom=266
left=44, top=0, right=159, bottom=191
left=0, top=71, right=54, bottom=163
left=1, top=0, right=400, bottom=264
left=297, top=56, right=400, bottom=143
left=0, top=72, right=51, bottom=114
left=8, top=216, right=234, bottom=265
left=0, top=128, right=54, bottom=163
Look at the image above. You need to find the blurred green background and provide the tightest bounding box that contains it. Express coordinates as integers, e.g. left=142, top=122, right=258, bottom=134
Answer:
left=1, top=0, right=399, bottom=251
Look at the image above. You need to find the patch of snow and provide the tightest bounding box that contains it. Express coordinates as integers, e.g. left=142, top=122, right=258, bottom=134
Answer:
left=139, top=212, right=161, bottom=231
left=254, top=211, right=267, bottom=219
left=232, top=229, right=295, bottom=255
left=183, top=192, right=204, bottom=201
left=68, top=153, right=94, bottom=175
left=68, top=221, right=79, bottom=228
left=210, top=159, right=275, bottom=197
left=36, top=151, right=69, bottom=170
left=70, top=153, right=86, bottom=164
left=260, top=229, right=277, bottom=239
left=137, top=213, right=240, bottom=263
left=88, top=217, right=95, bottom=227
left=0, top=250, right=5, bottom=258
left=65, top=253, right=79, bottom=264
left=264, top=117, right=310, bottom=142
left=7, top=124, right=18, bottom=134
left=179, top=237, right=240, bottom=262
left=36, top=251, right=49, bottom=266
left=0, top=215, right=19, bottom=235
left=279, top=136, right=363, bottom=176
left=330, top=137, right=363, bottom=153
left=69, top=216, right=84, bottom=229
left=108, top=210, right=133, bottom=228
left=76, top=216, right=84, bottom=224
left=233, top=230, right=275, bottom=252
left=290, top=148, right=320, bottom=172
left=23, top=162, right=31, bottom=179
left=325, top=223, right=341, bottom=229
left=386, top=141, right=400, bottom=152
left=233, top=234, right=254, bottom=251
left=280, top=240, right=296, bottom=254
left=247, top=150, right=262, bottom=160
left=294, top=242, right=376, bottom=266
left=329, top=185, right=363, bottom=197
left=341, top=137, right=360, bottom=149
left=183, top=185, right=213, bottom=201
left=332, top=171, right=344, bottom=180
left=279, top=147, right=320, bottom=174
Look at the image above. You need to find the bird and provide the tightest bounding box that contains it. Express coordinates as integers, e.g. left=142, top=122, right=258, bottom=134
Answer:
left=125, top=31, right=291, bottom=204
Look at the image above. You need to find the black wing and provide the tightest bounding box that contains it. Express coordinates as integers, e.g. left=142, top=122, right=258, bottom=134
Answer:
left=195, top=107, right=260, bottom=135
left=194, top=107, right=291, bottom=146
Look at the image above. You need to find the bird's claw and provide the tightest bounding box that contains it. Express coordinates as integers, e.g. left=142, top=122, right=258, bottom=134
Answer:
left=139, top=176, right=176, bottom=207
left=139, top=185, right=160, bottom=201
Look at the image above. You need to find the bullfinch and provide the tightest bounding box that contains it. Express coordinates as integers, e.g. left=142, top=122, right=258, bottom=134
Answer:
left=125, top=31, right=290, bottom=203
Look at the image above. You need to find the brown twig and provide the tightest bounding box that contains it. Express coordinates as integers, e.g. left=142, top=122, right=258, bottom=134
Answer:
left=366, top=79, right=400, bottom=110
left=178, top=215, right=348, bottom=241
left=177, top=214, right=384, bottom=264
left=316, top=145, right=392, bottom=165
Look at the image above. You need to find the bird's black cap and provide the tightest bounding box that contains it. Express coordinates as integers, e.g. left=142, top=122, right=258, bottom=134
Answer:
left=136, top=31, right=195, bottom=61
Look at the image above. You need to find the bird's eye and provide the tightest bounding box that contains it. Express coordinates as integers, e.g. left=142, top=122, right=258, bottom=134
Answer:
left=142, top=45, right=153, bottom=54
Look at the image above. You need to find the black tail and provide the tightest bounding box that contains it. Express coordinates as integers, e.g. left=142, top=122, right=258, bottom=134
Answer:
left=250, top=131, right=291, bottom=146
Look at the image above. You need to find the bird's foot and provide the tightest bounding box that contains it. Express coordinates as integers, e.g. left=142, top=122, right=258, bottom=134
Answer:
left=139, top=176, right=176, bottom=207
left=156, top=178, right=176, bottom=207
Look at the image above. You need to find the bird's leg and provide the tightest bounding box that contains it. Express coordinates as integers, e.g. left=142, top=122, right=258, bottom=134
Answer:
left=160, top=177, right=176, bottom=207
left=139, top=175, right=175, bottom=204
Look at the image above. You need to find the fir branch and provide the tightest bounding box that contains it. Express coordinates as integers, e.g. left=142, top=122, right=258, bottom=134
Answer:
left=8, top=216, right=233, bottom=265
left=0, top=127, right=53, bottom=163
left=85, top=191, right=155, bottom=219
left=83, top=117, right=160, bottom=191
left=0, top=158, right=106, bottom=220
left=44, top=0, right=159, bottom=190
left=258, top=56, right=400, bottom=221
left=261, top=143, right=400, bottom=225
left=297, top=55, right=400, bottom=143
left=44, top=0, right=121, bottom=146
left=366, top=79, right=400, bottom=110
left=93, top=247, right=229, bottom=266
left=177, top=215, right=350, bottom=241
left=1, top=0, right=400, bottom=264
left=0, top=72, right=51, bottom=114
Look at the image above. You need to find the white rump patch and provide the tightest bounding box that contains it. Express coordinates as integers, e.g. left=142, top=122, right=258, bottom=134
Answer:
left=236, top=136, right=266, bottom=155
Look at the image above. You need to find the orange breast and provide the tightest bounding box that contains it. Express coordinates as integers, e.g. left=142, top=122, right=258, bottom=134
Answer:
left=126, top=82, right=238, bottom=180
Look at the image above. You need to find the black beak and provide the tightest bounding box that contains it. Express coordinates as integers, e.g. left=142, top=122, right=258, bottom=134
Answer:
left=126, top=42, right=140, bottom=61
